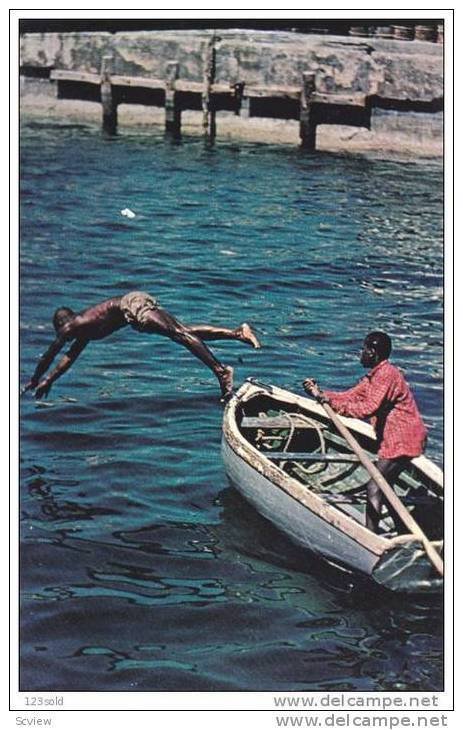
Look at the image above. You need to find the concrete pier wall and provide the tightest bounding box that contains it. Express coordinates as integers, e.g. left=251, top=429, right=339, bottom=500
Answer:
left=19, top=30, right=444, bottom=156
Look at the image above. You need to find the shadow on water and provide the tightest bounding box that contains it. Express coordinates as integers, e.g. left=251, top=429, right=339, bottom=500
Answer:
left=215, top=486, right=444, bottom=602
left=19, top=469, right=443, bottom=691
left=211, top=487, right=444, bottom=691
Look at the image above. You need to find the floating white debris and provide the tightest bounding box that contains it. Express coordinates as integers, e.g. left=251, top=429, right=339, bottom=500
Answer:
left=121, top=208, right=136, bottom=219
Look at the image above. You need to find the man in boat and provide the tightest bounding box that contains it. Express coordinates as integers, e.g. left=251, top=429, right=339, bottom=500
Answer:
left=22, top=291, right=261, bottom=400
left=302, top=331, right=427, bottom=533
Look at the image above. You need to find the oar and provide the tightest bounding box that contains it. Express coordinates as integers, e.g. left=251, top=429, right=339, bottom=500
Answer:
left=318, top=399, right=444, bottom=577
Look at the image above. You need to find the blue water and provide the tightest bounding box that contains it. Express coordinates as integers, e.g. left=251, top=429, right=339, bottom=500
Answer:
left=20, top=123, right=444, bottom=692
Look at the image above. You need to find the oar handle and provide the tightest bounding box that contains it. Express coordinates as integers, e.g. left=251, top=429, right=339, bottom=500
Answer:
left=320, top=400, right=444, bottom=577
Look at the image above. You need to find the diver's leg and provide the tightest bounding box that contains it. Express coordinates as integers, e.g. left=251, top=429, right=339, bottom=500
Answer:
left=142, top=308, right=234, bottom=397
left=189, top=322, right=261, bottom=348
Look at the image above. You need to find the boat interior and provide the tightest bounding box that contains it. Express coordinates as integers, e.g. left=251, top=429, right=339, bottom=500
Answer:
left=236, top=390, right=443, bottom=541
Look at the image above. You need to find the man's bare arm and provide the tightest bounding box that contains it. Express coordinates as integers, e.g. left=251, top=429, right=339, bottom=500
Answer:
left=34, top=339, right=89, bottom=399
left=22, top=337, right=66, bottom=394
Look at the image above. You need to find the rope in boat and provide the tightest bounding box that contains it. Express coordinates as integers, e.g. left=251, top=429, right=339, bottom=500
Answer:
left=274, top=413, right=296, bottom=473
left=284, top=412, right=327, bottom=475
left=255, top=411, right=328, bottom=476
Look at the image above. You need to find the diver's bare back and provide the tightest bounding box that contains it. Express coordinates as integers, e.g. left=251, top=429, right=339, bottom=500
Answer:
left=65, top=297, right=127, bottom=341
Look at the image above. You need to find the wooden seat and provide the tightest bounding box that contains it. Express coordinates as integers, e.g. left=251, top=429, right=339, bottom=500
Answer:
left=263, top=452, right=365, bottom=463
left=241, top=416, right=319, bottom=429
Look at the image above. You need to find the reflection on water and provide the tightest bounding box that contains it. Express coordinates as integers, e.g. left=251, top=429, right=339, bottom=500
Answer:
left=20, top=125, right=443, bottom=691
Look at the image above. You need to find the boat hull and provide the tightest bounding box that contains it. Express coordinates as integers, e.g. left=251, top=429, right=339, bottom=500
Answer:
left=222, top=437, right=380, bottom=576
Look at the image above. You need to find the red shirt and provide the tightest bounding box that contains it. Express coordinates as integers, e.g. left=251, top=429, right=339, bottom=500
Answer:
left=323, top=360, right=427, bottom=459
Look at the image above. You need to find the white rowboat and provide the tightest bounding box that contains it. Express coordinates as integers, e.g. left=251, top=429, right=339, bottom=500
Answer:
left=222, top=379, right=443, bottom=593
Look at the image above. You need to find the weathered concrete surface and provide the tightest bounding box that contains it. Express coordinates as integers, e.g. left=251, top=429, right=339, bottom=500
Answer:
left=20, top=29, right=443, bottom=102
left=19, top=30, right=443, bottom=157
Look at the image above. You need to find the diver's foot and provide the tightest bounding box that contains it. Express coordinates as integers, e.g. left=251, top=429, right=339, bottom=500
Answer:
left=237, top=323, right=261, bottom=349
left=219, top=365, right=234, bottom=401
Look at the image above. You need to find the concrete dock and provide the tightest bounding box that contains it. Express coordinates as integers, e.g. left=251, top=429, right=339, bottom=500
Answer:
left=19, top=29, right=443, bottom=153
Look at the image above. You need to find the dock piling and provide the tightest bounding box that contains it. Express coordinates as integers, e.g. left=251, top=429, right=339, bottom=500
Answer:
left=300, top=72, right=317, bottom=151
left=202, top=36, right=217, bottom=142
left=100, top=55, right=117, bottom=135
left=240, top=96, right=251, bottom=119
left=49, top=66, right=376, bottom=149
left=232, top=82, right=245, bottom=116
left=165, top=62, right=181, bottom=139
